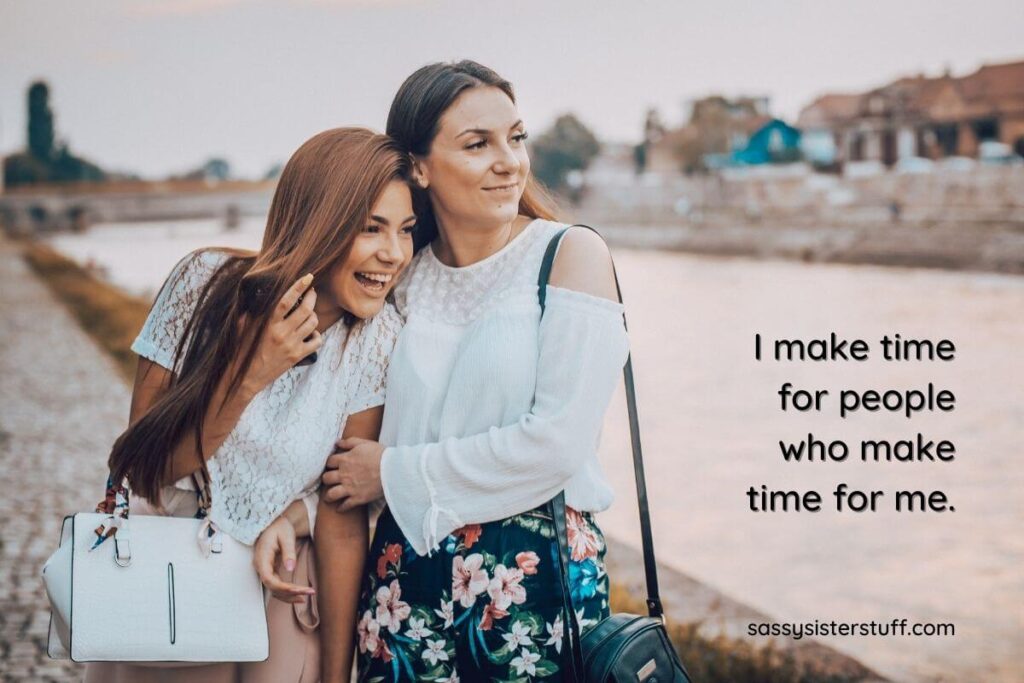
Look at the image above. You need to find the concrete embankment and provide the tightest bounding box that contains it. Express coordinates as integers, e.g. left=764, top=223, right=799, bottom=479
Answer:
left=589, top=221, right=1024, bottom=274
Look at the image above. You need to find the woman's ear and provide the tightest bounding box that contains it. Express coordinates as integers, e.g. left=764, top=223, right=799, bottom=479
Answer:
left=411, top=158, right=429, bottom=190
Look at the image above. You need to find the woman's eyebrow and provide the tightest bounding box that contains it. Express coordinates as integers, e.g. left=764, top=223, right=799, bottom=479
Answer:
left=456, top=128, right=490, bottom=139
left=369, top=214, right=417, bottom=225
left=455, top=120, right=523, bottom=138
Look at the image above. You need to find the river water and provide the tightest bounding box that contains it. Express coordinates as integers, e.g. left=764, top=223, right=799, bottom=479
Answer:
left=48, top=219, right=1024, bottom=683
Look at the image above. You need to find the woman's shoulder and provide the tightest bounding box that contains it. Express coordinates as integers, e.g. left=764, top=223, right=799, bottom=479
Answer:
left=159, top=248, right=232, bottom=300
left=542, top=223, right=620, bottom=304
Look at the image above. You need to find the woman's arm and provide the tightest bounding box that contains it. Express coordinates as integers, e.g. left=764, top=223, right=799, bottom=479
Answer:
left=316, top=405, right=382, bottom=683
left=129, top=275, right=322, bottom=486
left=131, top=351, right=281, bottom=486
left=324, top=228, right=627, bottom=556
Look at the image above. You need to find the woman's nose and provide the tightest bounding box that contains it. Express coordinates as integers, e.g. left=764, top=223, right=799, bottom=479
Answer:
left=378, top=233, right=405, bottom=264
left=493, top=142, right=521, bottom=175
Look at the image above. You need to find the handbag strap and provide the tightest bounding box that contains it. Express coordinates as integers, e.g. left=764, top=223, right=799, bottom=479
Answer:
left=92, top=468, right=216, bottom=561
left=539, top=225, right=665, bottom=678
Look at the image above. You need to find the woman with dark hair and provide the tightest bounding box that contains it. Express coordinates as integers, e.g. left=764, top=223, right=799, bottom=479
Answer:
left=321, top=61, right=627, bottom=682
left=86, top=127, right=416, bottom=683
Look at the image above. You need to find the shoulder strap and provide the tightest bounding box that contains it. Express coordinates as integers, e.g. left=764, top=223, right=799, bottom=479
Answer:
left=539, top=225, right=664, bottom=678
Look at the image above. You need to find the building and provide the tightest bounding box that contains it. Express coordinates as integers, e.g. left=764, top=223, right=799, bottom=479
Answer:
left=646, top=95, right=773, bottom=173
left=798, top=59, right=1024, bottom=167
left=730, top=119, right=802, bottom=166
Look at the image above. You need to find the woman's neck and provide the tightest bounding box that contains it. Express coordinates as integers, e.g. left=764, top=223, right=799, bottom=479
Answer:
left=312, top=299, right=344, bottom=333
left=433, top=214, right=532, bottom=268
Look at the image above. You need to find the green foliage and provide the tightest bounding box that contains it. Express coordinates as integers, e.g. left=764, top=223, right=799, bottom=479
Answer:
left=529, top=113, right=600, bottom=191
left=51, top=144, right=106, bottom=182
left=3, top=152, right=50, bottom=186
left=28, top=81, right=55, bottom=161
left=4, top=81, right=107, bottom=187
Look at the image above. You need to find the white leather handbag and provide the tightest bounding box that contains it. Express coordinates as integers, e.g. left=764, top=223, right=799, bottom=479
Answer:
left=41, top=476, right=269, bottom=664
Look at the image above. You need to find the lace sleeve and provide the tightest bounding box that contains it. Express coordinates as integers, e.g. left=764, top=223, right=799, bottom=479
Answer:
left=130, top=249, right=229, bottom=372
left=346, top=303, right=404, bottom=415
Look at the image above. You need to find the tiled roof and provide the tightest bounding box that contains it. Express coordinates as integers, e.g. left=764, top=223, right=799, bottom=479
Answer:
left=798, top=58, right=1024, bottom=127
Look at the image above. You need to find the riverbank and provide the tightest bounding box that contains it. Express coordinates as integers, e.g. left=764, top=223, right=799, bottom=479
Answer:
left=1, top=236, right=884, bottom=682
left=590, top=220, right=1024, bottom=274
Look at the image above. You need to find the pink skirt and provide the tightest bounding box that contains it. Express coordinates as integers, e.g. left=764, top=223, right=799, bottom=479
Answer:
left=83, top=488, right=320, bottom=683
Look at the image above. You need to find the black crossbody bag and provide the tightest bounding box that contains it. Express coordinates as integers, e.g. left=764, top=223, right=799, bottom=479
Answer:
left=539, top=226, right=694, bottom=683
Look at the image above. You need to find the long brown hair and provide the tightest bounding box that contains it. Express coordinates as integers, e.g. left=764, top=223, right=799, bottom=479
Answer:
left=385, top=59, right=560, bottom=250
left=109, top=128, right=411, bottom=504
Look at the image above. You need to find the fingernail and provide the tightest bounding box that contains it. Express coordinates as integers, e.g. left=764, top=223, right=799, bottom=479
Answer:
left=285, top=560, right=296, bottom=571
left=302, top=273, right=314, bottom=285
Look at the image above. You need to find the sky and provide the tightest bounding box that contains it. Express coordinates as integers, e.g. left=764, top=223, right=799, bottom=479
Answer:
left=1, top=0, right=1021, bottom=179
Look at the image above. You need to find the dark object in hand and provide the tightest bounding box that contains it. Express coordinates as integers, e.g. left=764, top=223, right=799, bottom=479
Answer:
left=239, top=274, right=318, bottom=367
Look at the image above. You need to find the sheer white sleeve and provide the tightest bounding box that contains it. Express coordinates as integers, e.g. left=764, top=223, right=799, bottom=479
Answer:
left=380, top=287, right=628, bottom=555
left=347, top=303, right=404, bottom=416
left=130, top=249, right=229, bottom=372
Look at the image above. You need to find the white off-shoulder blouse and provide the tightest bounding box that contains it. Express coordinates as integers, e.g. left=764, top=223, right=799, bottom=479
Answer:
left=379, top=219, right=629, bottom=555
left=132, top=249, right=402, bottom=544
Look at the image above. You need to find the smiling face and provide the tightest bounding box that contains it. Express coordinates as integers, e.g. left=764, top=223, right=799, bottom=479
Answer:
left=323, top=179, right=415, bottom=319
left=416, top=86, right=530, bottom=231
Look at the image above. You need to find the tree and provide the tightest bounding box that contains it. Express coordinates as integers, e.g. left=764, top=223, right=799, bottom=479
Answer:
left=51, top=144, right=105, bottom=182
left=28, top=81, right=55, bottom=162
left=181, top=157, right=232, bottom=182
left=3, top=81, right=107, bottom=187
left=3, top=153, right=50, bottom=186
left=529, top=113, right=601, bottom=192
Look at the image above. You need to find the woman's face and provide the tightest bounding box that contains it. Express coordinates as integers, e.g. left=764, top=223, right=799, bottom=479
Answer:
left=325, top=180, right=415, bottom=319
left=418, top=86, right=530, bottom=229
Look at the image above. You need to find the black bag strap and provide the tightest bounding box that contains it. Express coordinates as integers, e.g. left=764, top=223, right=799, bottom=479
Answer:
left=539, top=225, right=664, bottom=678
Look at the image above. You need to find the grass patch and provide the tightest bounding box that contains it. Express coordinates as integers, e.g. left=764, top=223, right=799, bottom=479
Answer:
left=23, top=241, right=150, bottom=382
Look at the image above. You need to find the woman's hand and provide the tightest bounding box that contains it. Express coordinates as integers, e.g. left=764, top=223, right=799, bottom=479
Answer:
left=241, top=273, right=324, bottom=395
left=322, top=437, right=385, bottom=511
left=252, top=514, right=315, bottom=604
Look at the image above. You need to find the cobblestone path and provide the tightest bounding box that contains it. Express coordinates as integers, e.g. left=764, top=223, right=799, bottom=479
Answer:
left=0, top=240, right=129, bottom=682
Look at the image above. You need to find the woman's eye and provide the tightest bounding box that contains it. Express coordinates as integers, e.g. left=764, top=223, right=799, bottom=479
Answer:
left=512, top=132, right=529, bottom=143
left=363, top=225, right=381, bottom=234
left=466, top=140, right=486, bottom=150
left=401, top=225, right=416, bottom=235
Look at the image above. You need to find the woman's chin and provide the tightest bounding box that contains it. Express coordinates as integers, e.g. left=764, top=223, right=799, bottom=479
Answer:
left=346, top=297, right=386, bottom=320
left=481, top=202, right=521, bottom=226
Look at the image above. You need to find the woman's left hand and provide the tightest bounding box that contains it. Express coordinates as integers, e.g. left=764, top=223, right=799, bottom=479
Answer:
left=322, top=437, right=385, bottom=511
left=253, top=514, right=315, bottom=604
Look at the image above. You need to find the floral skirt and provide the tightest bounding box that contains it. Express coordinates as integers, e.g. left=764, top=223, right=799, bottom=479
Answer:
left=357, top=505, right=610, bottom=682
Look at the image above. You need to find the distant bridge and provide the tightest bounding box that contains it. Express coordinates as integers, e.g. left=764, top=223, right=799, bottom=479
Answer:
left=0, top=180, right=275, bottom=235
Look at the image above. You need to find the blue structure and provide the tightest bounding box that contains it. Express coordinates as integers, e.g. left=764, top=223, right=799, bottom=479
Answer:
left=732, top=119, right=802, bottom=165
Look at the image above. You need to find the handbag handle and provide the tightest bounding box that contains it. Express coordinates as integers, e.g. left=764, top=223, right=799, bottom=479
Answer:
left=539, top=225, right=665, bottom=679
left=93, top=468, right=216, bottom=562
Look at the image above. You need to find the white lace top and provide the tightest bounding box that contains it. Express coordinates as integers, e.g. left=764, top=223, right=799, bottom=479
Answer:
left=379, top=219, right=630, bottom=555
left=131, top=249, right=402, bottom=544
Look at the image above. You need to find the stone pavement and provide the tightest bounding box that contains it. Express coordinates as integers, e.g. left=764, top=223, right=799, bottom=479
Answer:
left=0, top=239, right=129, bottom=682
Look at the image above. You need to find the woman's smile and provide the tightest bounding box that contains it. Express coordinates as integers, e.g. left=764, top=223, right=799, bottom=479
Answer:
left=354, top=271, right=395, bottom=294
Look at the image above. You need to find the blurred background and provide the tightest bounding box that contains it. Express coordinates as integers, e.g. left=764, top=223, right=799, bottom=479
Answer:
left=1, top=1, right=1022, bottom=682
